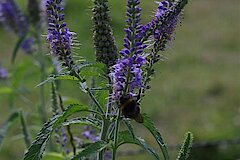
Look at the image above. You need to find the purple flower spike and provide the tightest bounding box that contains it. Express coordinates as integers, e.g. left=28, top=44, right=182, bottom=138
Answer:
left=0, top=0, right=28, bottom=37
left=82, top=126, right=100, bottom=142
left=110, top=0, right=146, bottom=100
left=141, top=0, right=188, bottom=52
left=0, top=0, right=35, bottom=55
left=46, top=0, right=75, bottom=69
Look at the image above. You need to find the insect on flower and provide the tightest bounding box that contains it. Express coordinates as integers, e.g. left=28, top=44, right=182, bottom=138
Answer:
left=120, top=94, right=143, bottom=123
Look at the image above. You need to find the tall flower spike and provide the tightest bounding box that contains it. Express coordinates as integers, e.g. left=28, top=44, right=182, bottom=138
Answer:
left=110, top=0, right=146, bottom=100
left=92, top=0, right=118, bottom=67
left=46, top=0, right=75, bottom=70
left=137, top=0, right=188, bottom=101
left=0, top=0, right=34, bottom=54
left=0, top=0, right=28, bottom=37
left=140, top=0, right=188, bottom=52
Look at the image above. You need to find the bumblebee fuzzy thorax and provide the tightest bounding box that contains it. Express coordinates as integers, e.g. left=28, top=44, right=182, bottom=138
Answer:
left=119, top=95, right=143, bottom=123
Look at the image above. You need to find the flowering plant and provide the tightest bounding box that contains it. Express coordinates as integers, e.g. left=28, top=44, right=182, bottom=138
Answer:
left=0, top=0, right=193, bottom=160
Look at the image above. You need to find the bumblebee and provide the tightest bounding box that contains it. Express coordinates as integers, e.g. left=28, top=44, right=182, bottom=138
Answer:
left=120, top=94, right=143, bottom=123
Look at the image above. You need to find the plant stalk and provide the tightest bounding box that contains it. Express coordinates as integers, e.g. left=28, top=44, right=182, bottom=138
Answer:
left=112, top=109, right=121, bottom=160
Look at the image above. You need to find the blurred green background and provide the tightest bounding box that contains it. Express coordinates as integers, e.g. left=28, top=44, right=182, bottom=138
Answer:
left=0, top=0, right=240, bottom=159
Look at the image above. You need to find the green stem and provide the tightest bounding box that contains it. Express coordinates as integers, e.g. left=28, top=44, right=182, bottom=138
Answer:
left=71, top=71, right=105, bottom=115
left=37, top=32, right=47, bottom=124
left=86, top=88, right=104, bottom=114
left=112, top=109, right=121, bottom=160
left=59, top=94, right=77, bottom=155
left=98, top=118, right=109, bottom=160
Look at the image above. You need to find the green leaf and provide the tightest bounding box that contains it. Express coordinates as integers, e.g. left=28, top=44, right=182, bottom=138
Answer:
left=177, top=132, right=193, bottom=160
left=95, top=82, right=108, bottom=108
left=23, top=104, right=89, bottom=160
left=19, top=111, right=31, bottom=147
left=0, top=111, right=19, bottom=150
left=12, top=35, right=26, bottom=63
left=79, top=62, right=106, bottom=77
left=36, top=75, right=78, bottom=87
left=118, top=130, right=160, bottom=160
left=142, top=113, right=169, bottom=160
left=62, top=117, right=102, bottom=129
left=71, top=141, right=108, bottom=160
left=0, top=87, right=12, bottom=95
left=42, top=153, right=64, bottom=160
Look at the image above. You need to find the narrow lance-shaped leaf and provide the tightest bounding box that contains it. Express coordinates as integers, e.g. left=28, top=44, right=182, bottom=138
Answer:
left=12, top=35, right=26, bottom=63
left=0, top=111, right=19, bottom=150
left=62, top=117, right=102, bottom=129
left=36, top=75, right=79, bottom=88
left=142, top=113, right=169, bottom=160
left=118, top=130, right=160, bottom=160
left=23, top=104, right=90, bottom=160
left=177, top=132, right=193, bottom=160
left=20, top=111, right=31, bottom=148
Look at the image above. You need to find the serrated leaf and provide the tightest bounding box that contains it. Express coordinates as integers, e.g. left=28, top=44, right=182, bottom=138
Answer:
left=118, top=130, right=160, bottom=160
left=0, top=111, right=19, bottom=150
left=36, top=75, right=78, bottom=87
left=142, top=113, right=169, bottom=160
left=12, top=35, right=26, bottom=63
left=71, top=141, right=108, bottom=160
left=42, top=153, right=64, bottom=160
left=62, top=117, right=102, bottom=129
left=79, top=62, right=106, bottom=77
left=23, top=104, right=89, bottom=160
left=177, top=132, right=193, bottom=160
